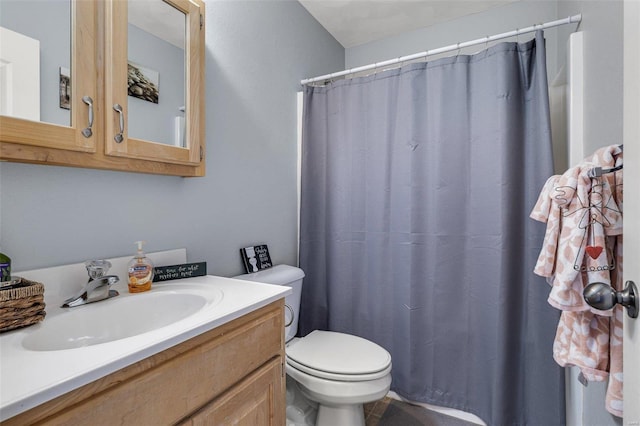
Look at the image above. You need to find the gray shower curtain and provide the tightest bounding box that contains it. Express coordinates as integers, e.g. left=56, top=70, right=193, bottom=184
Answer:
left=299, top=31, right=565, bottom=425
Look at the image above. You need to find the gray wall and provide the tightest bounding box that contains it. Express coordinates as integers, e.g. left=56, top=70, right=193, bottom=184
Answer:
left=0, top=0, right=344, bottom=278
left=345, top=1, right=560, bottom=79
left=557, top=1, right=624, bottom=158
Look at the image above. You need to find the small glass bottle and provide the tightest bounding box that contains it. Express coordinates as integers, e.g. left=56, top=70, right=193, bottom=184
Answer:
left=0, top=252, right=11, bottom=282
left=127, top=241, right=154, bottom=293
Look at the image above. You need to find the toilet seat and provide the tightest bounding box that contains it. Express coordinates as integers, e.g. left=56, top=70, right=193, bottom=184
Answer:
left=286, top=330, right=392, bottom=382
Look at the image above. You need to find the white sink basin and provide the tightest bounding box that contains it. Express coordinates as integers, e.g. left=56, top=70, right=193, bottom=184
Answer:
left=22, top=287, right=222, bottom=351
left=1, top=272, right=290, bottom=421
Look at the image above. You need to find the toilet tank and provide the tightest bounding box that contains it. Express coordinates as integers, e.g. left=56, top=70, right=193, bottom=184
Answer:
left=233, top=265, right=304, bottom=342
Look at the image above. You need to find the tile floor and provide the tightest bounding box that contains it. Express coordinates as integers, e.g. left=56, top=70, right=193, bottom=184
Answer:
left=363, top=397, right=392, bottom=425
left=363, top=397, right=478, bottom=426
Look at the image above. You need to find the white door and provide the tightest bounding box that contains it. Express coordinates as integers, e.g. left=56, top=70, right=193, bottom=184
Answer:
left=0, top=26, right=40, bottom=121
left=623, top=2, right=640, bottom=424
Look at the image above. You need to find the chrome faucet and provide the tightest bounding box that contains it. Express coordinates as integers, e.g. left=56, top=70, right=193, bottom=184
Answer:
left=61, top=260, right=120, bottom=308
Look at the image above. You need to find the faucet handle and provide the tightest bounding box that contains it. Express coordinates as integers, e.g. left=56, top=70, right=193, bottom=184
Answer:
left=85, top=260, right=112, bottom=280
left=88, top=275, right=120, bottom=290
left=61, top=274, right=120, bottom=308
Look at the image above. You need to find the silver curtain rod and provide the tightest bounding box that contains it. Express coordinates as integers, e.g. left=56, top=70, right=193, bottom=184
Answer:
left=301, top=14, right=582, bottom=85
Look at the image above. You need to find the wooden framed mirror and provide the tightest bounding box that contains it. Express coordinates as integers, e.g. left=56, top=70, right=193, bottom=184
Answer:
left=104, top=0, right=204, bottom=166
left=0, top=1, right=98, bottom=154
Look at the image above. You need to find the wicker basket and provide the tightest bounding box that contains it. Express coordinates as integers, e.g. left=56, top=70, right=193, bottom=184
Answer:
left=0, top=278, right=46, bottom=333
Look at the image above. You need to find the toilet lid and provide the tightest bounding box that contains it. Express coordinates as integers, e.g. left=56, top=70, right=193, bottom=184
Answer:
left=286, top=330, right=391, bottom=378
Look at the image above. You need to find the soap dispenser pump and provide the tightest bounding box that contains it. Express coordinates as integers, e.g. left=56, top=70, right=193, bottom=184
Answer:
left=128, top=241, right=154, bottom=293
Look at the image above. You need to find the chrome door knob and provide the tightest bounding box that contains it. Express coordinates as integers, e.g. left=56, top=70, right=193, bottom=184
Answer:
left=584, top=280, right=638, bottom=319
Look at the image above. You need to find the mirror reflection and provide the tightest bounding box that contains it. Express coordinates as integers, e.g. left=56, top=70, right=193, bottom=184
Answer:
left=0, top=0, right=71, bottom=126
left=128, top=0, right=186, bottom=147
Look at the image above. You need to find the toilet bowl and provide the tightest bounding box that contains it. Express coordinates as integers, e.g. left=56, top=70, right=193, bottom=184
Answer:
left=234, top=265, right=392, bottom=426
left=286, top=331, right=392, bottom=425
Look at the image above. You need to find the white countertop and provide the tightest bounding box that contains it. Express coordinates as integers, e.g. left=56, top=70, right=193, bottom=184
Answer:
left=0, top=275, right=290, bottom=421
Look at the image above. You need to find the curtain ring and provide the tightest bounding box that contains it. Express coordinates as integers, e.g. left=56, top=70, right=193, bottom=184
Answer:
left=485, top=36, right=489, bottom=50
left=516, top=28, right=519, bottom=43
left=456, top=42, right=461, bottom=57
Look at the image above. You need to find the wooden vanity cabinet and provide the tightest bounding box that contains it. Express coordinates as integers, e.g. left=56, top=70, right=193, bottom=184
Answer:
left=2, top=301, right=286, bottom=426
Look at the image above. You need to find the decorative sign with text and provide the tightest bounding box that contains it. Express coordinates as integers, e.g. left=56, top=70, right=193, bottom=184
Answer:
left=240, top=245, right=272, bottom=273
left=153, top=262, right=207, bottom=282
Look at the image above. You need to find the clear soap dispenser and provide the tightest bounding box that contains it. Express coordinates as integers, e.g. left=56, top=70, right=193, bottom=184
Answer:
left=128, top=241, right=154, bottom=293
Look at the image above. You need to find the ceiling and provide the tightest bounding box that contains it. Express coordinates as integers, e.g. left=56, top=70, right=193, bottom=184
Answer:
left=298, top=0, right=518, bottom=48
left=129, top=0, right=185, bottom=49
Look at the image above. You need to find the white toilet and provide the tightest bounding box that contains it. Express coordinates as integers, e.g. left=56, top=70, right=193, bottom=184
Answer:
left=235, top=265, right=392, bottom=426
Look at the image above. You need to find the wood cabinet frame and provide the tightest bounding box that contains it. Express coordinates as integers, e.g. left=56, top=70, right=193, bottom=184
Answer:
left=0, top=0, right=205, bottom=177
left=0, top=1, right=97, bottom=154
left=103, top=0, right=204, bottom=167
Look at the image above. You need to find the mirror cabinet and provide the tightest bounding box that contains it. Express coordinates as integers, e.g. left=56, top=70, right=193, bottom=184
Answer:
left=0, top=0, right=205, bottom=177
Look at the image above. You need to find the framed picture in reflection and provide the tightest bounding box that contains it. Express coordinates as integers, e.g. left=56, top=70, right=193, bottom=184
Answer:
left=127, top=61, right=159, bottom=104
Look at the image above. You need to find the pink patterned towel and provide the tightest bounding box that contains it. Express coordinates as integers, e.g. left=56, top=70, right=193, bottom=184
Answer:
left=530, top=144, right=623, bottom=417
